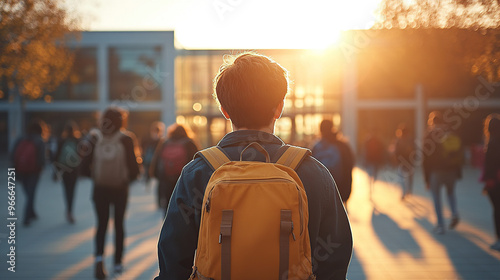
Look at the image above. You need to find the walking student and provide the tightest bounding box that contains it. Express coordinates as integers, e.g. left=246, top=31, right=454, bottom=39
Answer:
left=312, top=119, right=355, bottom=207
left=363, top=128, right=385, bottom=200
left=142, top=121, right=165, bottom=186
left=80, top=107, right=140, bottom=279
left=481, top=113, right=500, bottom=251
left=155, top=52, right=352, bottom=280
left=11, top=119, right=48, bottom=226
left=149, top=123, right=198, bottom=216
left=423, top=111, right=463, bottom=234
left=394, top=124, right=416, bottom=200
left=54, top=120, right=81, bottom=224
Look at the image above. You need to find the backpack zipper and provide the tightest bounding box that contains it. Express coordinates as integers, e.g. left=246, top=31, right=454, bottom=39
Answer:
left=204, top=178, right=304, bottom=235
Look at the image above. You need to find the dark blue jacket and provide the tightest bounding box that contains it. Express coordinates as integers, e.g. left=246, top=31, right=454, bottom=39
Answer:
left=155, top=130, right=352, bottom=280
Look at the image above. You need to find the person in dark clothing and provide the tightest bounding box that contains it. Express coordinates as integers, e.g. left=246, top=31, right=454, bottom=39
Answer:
left=80, top=107, right=141, bottom=279
left=394, top=124, right=416, bottom=200
left=142, top=121, right=165, bottom=185
left=423, top=111, right=463, bottom=235
left=54, top=120, right=81, bottom=224
left=11, top=119, right=47, bottom=226
left=481, top=113, right=500, bottom=251
left=154, top=53, right=352, bottom=280
left=312, top=119, right=355, bottom=207
left=150, top=123, right=198, bottom=216
left=363, top=129, right=385, bottom=200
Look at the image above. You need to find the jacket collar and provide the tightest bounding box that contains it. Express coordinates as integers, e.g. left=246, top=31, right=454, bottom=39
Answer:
left=217, top=130, right=284, bottom=148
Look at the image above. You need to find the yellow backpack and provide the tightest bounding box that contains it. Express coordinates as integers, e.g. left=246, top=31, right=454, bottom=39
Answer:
left=190, top=142, right=315, bottom=280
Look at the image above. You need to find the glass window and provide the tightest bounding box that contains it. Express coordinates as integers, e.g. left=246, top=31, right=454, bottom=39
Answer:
left=109, top=46, right=162, bottom=101
left=275, top=117, right=292, bottom=143
left=127, top=111, right=162, bottom=146
left=209, top=117, right=230, bottom=145
left=293, top=113, right=326, bottom=147
left=176, top=54, right=221, bottom=117
left=176, top=115, right=208, bottom=148
left=49, top=47, right=98, bottom=101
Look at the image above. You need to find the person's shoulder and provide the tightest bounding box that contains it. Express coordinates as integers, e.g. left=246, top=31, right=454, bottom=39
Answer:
left=32, top=135, right=45, bottom=145
left=184, top=137, right=198, bottom=147
left=488, top=139, right=500, bottom=151
left=118, top=131, right=137, bottom=150
left=297, top=153, right=331, bottom=179
left=65, top=136, right=79, bottom=144
left=335, top=137, right=350, bottom=147
left=120, top=130, right=137, bottom=140
left=295, top=154, right=337, bottom=199
left=176, top=155, right=213, bottom=191
left=312, top=139, right=322, bottom=147
left=183, top=156, right=207, bottom=173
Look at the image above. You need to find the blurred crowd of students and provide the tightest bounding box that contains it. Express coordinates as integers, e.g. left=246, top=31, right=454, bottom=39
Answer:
left=9, top=105, right=500, bottom=278
left=9, top=106, right=199, bottom=278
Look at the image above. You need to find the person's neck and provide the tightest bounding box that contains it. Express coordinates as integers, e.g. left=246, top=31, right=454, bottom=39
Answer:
left=231, top=122, right=275, bottom=134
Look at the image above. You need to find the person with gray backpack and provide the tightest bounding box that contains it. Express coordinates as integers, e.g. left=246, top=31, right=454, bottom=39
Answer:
left=80, top=107, right=140, bottom=279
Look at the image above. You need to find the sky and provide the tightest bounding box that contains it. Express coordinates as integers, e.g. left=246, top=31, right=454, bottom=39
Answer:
left=67, top=0, right=382, bottom=49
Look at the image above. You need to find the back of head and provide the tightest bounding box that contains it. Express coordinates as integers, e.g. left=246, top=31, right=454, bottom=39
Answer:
left=167, top=124, right=190, bottom=140
left=28, top=119, right=44, bottom=136
left=396, top=124, right=409, bottom=139
left=63, top=120, right=80, bottom=139
left=320, top=119, right=334, bottom=138
left=214, top=52, right=289, bottom=129
left=100, top=106, right=128, bottom=135
left=485, top=113, right=500, bottom=143
left=428, top=111, right=444, bottom=127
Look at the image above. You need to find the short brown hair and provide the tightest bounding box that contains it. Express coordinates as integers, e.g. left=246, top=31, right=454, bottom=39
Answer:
left=213, top=52, right=289, bottom=129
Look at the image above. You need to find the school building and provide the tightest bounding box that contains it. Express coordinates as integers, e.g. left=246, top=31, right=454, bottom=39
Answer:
left=1, top=29, right=499, bottom=159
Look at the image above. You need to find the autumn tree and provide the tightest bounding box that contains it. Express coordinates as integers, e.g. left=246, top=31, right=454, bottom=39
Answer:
left=0, top=0, right=80, bottom=101
left=374, top=0, right=500, bottom=82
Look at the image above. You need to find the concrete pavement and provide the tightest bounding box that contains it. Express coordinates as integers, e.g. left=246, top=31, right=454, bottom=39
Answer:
left=0, top=160, right=499, bottom=280
left=347, top=167, right=500, bottom=280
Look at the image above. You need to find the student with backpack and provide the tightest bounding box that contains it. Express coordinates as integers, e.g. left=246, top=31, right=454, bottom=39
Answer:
left=481, top=114, right=500, bottom=251
left=150, top=123, right=198, bottom=216
left=423, top=111, right=463, bottom=235
left=54, top=120, right=81, bottom=224
left=11, top=119, right=48, bottom=226
left=312, top=119, right=355, bottom=207
left=155, top=53, right=352, bottom=280
left=80, top=107, right=140, bottom=279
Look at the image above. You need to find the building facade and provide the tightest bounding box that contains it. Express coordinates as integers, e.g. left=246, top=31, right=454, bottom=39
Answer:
left=2, top=29, right=499, bottom=161
left=2, top=31, right=176, bottom=153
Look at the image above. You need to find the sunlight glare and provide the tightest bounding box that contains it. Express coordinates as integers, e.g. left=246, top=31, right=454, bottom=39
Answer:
left=79, top=0, right=382, bottom=49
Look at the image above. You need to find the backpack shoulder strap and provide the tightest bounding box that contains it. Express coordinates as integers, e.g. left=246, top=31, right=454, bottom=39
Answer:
left=196, top=146, right=231, bottom=171
left=275, top=145, right=311, bottom=171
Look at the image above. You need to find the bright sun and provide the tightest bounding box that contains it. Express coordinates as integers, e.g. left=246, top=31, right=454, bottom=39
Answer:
left=79, top=0, right=381, bottom=49
left=176, top=0, right=381, bottom=49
